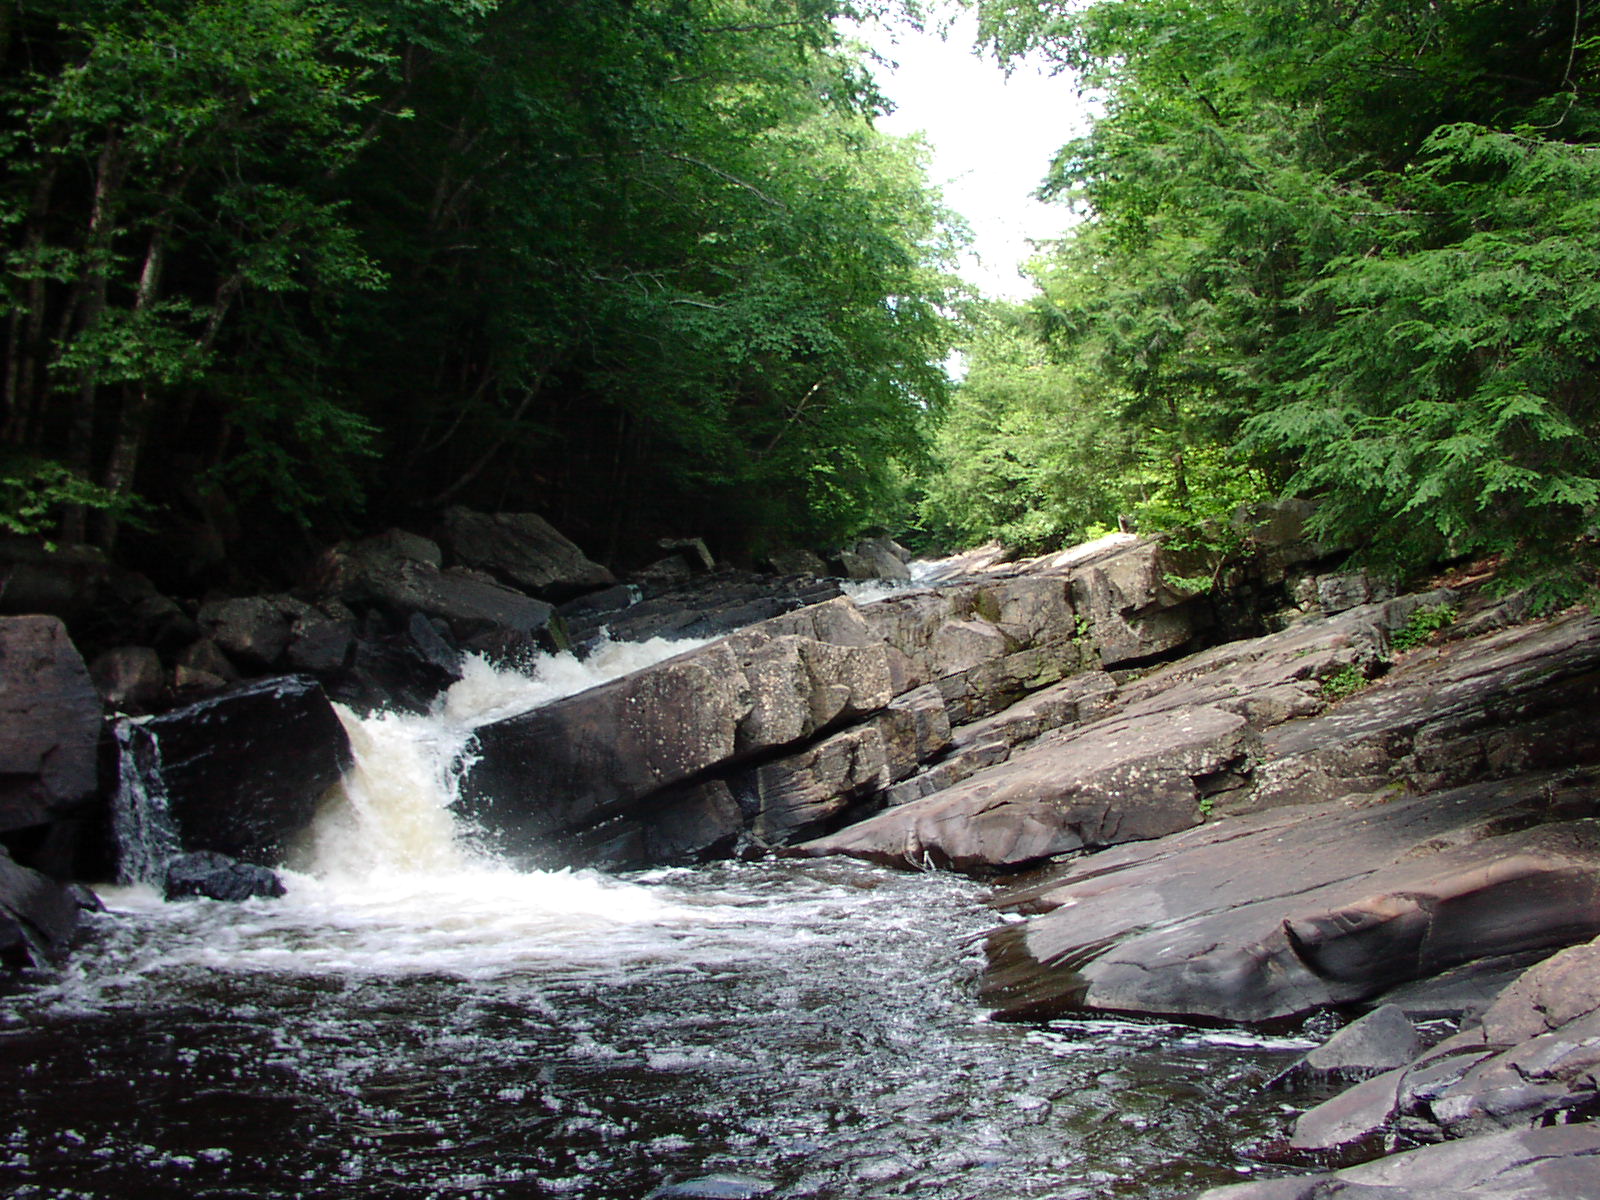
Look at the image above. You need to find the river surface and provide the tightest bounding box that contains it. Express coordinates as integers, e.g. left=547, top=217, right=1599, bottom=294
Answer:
left=4, top=639, right=1311, bottom=1200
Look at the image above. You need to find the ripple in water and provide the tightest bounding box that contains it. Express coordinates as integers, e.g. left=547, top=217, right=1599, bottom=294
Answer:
left=4, top=643, right=1311, bottom=1199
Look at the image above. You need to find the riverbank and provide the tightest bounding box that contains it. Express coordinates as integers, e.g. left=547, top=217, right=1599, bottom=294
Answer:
left=4, top=511, right=1599, bottom=1196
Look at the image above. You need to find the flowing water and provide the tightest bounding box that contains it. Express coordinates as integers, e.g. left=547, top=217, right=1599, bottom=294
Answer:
left=3, top=640, right=1311, bottom=1200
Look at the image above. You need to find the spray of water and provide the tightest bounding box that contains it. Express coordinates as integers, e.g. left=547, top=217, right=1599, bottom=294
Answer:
left=91, top=635, right=722, bottom=979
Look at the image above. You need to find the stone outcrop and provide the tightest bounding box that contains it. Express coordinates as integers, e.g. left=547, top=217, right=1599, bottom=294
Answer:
left=313, top=528, right=558, bottom=649
left=835, top=535, right=912, bottom=581
left=1287, top=931, right=1600, bottom=1157
left=557, top=569, right=843, bottom=651
left=436, top=507, right=615, bottom=597
left=163, top=850, right=286, bottom=902
left=1191, top=1124, right=1600, bottom=1199
left=113, top=675, right=352, bottom=871
left=0, top=616, right=102, bottom=839
left=805, top=704, right=1259, bottom=873
left=978, top=770, right=1600, bottom=1023
left=460, top=596, right=914, bottom=860
left=458, top=539, right=1167, bottom=866
left=0, top=846, right=90, bottom=969
left=459, top=534, right=1549, bottom=877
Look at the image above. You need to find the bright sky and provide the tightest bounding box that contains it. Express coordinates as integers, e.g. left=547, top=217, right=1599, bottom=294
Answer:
left=855, top=9, right=1096, bottom=300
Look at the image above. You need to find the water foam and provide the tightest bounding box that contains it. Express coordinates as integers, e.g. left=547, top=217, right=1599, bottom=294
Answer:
left=91, top=635, right=720, bottom=981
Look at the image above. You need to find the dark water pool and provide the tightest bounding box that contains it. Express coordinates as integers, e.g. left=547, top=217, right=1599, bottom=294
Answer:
left=3, top=859, right=1309, bottom=1200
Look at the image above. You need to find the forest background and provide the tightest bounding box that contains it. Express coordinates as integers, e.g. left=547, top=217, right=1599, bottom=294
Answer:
left=2, top=0, right=1596, bottom=603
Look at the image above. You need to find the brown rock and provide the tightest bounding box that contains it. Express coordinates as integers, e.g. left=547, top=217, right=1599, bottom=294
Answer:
left=438, top=508, right=614, bottom=597
left=801, top=704, right=1258, bottom=874
left=0, top=616, right=102, bottom=835
left=198, top=595, right=292, bottom=669
left=1192, top=1124, right=1600, bottom=1199
left=976, top=773, right=1600, bottom=1023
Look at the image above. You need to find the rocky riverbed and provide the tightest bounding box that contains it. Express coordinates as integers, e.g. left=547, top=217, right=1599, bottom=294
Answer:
left=4, top=510, right=1600, bottom=1196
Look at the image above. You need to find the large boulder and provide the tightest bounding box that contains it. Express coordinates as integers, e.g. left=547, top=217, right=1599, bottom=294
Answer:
left=558, top=569, right=843, bottom=651
left=112, top=675, right=352, bottom=874
left=88, top=645, right=165, bottom=715
left=459, top=597, right=903, bottom=859
left=0, top=846, right=87, bottom=970
left=322, top=610, right=462, bottom=715
left=1258, top=608, right=1600, bottom=805
left=1066, top=537, right=1205, bottom=666
left=0, top=615, right=102, bottom=836
left=977, top=770, right=1600, bottom=1024
left=163, top=850, right=286, bottom=902
left=836, top=536, right=912, bottom=581
left=801, top=704, right=1259, bottom=874
left=314, top=529, right=556, bottom=646
left=461, top=641, right=756, bottom=853
left=1290, top=931, right=1600, bottom=1155
left=437, top=507, right=614, bottom=597
left=0, top=540, right=109, bottom=619
left=197, top=595, right=293, bottom=669
left=858, top=575, right=1089, bottom=719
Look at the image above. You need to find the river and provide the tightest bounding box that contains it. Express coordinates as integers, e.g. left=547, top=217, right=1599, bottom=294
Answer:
left=3, top=640, right=1311, bottom=1199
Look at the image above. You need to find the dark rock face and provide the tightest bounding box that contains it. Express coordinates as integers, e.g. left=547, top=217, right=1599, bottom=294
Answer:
left=462, top=573, right=1109, bottom=864
left=0, top=616, right=102, bottom=836
left=0, top=540, right=109, bottom=619
left=836, top=536, right=912, bottom=581
left=89, top=645, right=165, bottom=715
left=0, top=846, right=85, bottom=969
left=462, top=641, right=755, bottom=852
left=198, top=595, right=293, bottom=669
left=1065, top=536, right=1205, bottom=666
left=1278, top=1005, right=1421, bottom=1086
left=558, top=569, right=843, bottom=651
left=1191, top=1124, right=1600, bottom=1199
left=803, top=704, right=1258, bottom=873
left=114, top=675, right=352, bottom=868
left=1257, top=609, right=1600, bottom=805
left=163, top=850, right=285, bottom=902
left=315, top=529, right=556, bottom=646
left=323, top=610, right=463, bottom=716
left=437, top=507, right=614, bottom=598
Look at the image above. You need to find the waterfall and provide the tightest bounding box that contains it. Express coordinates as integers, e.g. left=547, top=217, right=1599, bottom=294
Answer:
left=294, top=635, right=711, bottom=883
left=108, top=719, right=181, bottom=885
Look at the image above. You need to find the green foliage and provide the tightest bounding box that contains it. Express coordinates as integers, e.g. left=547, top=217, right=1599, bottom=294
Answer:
left=0, top=457, right=141, bottom=540
left=1391, top=603, right=1459, bottom=653
left=1, top=0, right=963, bottom=564
left=1319, top=662, right=1368, bottom=702
left=919, top=301, right=1139, bottom=552
left=961, top=0, right=1600, bottom=594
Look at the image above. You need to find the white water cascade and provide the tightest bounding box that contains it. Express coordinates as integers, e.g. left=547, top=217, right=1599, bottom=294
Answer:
left=92, top=634, right=726, bottom=980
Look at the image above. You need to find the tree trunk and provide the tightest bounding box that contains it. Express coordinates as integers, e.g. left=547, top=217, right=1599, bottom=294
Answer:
left=2, top=164, right=64, bottom=449
left=91, top=230, right=168, bottom=550
left=60, top=136, right=124, bottom=543
left=429, top=367, right=548, bottom=507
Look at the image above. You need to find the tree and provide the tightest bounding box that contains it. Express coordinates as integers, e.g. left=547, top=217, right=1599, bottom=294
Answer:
left=970, top=0, right=1600, bottom=600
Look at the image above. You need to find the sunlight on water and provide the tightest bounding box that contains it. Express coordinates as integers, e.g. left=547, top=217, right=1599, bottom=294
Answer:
left=18, top=628, right=1308, bottom=1200
left=87, top=634, right=721, bottom=986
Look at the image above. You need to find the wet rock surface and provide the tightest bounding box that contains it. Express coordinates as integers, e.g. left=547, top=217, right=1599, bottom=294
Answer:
left=163, top=849, right=286, bottom=902
left=978, top=771, right=1600, bottom=1023
left=1193, top=1123, right=1600, bottom=1199
left=0, top=846, right=86, bottom=968
left=13, top=518, right=1600, bottom=1194
left=115, top=675, right=352, bottom=866
left=436, top=507, right=615, bottom=597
